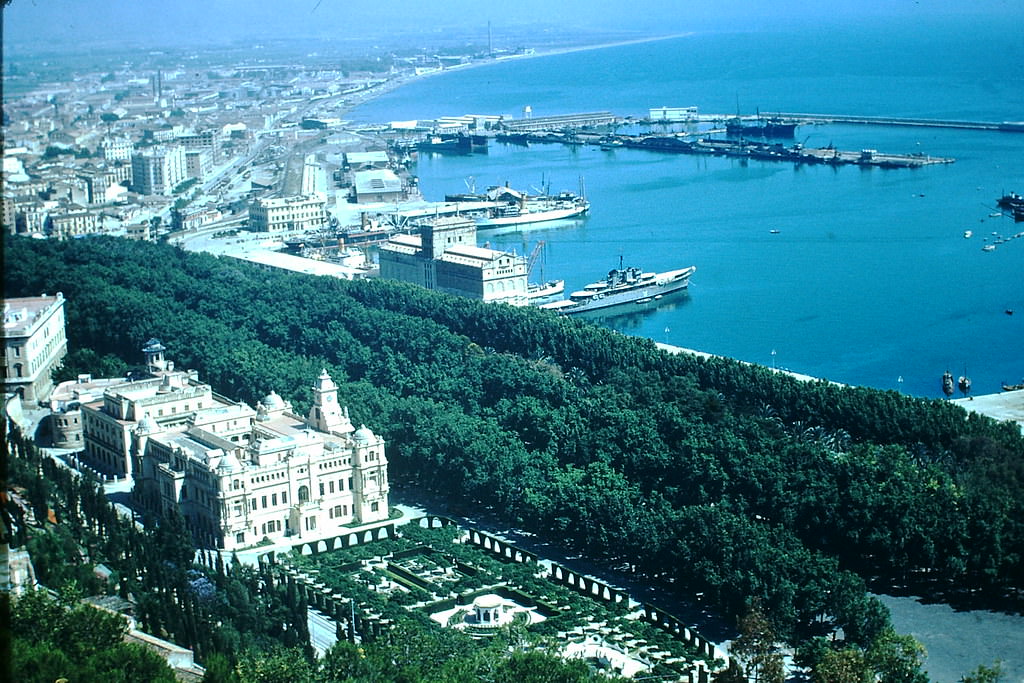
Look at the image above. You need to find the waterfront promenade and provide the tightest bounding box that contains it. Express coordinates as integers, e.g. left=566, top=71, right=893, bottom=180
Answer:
left=952, top=389, right=1024, bottom=432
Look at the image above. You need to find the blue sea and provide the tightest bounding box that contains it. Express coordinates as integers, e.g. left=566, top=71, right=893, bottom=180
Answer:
left=350, top=19, right=1024, bottom=398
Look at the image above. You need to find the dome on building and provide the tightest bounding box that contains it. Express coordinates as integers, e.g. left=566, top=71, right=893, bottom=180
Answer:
left=137, top=412, right=160, bottom=435
left=262, top=390, right=286, bottom=411
left=142, top=338, right=166, bottom=354
left=217, top=450, right=242, bottom=473
left=473, top=594, right=503, bottom=610
left=353, top=424, right=375, bottom=445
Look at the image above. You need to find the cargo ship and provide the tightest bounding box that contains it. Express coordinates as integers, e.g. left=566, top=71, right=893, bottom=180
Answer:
left=996, top=192, right=1024, bottom=221
left=726, top=116, right=798, bottom=139
left=540, top=261, right=696, bottom=315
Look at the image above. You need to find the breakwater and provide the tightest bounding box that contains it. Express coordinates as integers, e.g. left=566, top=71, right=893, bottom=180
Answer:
left=770, top=112, right=1024, bottom=132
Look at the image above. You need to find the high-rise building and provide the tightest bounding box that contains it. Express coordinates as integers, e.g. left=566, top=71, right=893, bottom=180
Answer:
left=130, top=146, right=187, bottom=196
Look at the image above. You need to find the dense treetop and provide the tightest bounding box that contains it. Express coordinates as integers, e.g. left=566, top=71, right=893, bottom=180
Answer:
left=5, top=235, right=1022, bottom=661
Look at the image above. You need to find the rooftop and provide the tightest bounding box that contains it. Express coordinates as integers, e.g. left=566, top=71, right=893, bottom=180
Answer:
left=2, top=293, right=64, bottom=336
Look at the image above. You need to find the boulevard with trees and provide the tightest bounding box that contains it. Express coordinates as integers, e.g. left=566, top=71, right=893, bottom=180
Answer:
left=4, top=235, right=1022, bottom=679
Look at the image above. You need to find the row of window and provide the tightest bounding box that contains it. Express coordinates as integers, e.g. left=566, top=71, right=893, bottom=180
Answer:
left=320, top=478, right=353, bottom=497
left=260, top=519, right=283, bottom=535
left=317, top=457, right=352, bottom=470
left=251, top=470, right=286, bottom=485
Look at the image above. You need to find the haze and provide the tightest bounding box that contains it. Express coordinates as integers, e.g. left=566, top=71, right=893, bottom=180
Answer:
left=3, top=0, right=1014, bottom=53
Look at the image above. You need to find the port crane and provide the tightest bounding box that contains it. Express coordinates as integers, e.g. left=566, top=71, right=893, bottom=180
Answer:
left=527, top=240, right=547, bottom=278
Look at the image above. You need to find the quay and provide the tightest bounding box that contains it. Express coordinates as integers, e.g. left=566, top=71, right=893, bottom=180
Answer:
left=384, top=200, right=504, bottom=228
left=770, top=112, right=1024, bottom=133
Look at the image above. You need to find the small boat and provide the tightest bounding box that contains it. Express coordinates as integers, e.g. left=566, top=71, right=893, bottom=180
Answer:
left=769, top=229, right=780, bottom=234
left=526, top=279, right=565, bottom=300
left=958, top=375, right=971, bottom=396
left=963, top=230, right=973, bottom=238
left=942, top=370, right=955, bottom=398
left=1003, top=381, right=1024, bottom=392
left=989, top=212, right=1003, bottom=218
left=982, top=244, right=996, bottom=252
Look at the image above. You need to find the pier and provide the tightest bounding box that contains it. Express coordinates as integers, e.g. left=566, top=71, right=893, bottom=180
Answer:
left=501, top=111, right=618, bottom=132
left=770, top=112, right=1024, bottom=133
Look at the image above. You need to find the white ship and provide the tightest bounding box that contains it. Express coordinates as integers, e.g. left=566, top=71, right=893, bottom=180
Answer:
left=540, top=260, right=696, bottom=315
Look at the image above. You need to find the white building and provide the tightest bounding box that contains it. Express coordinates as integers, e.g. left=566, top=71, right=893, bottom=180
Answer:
left=648, top=106, right=699, bottom=122
left=1, top=293, right=68, bottom=403
left=81, top=339, right=389, bottom=550
left=131, top=146, right=187, bottom=196
left=248, top=194, right=327, bottom=233
left=45, top=205, right=99, bottom=239
left=101, top=137, right=134, bottom=162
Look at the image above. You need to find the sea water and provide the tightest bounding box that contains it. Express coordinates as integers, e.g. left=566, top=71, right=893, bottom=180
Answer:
left=349, top=19, right=1024, bottom=398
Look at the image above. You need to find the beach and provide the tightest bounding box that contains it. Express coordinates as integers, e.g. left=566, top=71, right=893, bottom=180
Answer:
left=337, top=32, right=694, bottom=119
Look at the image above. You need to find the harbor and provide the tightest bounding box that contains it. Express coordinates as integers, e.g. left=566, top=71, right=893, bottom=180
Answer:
left=407, top=113, right=959, bottom=168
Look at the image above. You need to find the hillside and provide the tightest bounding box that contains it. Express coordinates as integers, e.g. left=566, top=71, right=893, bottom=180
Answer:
left=5, top=235, right=1022, bottom=662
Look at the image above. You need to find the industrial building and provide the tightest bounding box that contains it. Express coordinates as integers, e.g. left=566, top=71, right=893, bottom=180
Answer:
left=378, top=216, right=528, bottom=306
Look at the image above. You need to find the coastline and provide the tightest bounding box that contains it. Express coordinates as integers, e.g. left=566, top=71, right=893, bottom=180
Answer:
left=339, top=32, right=694, bottom=119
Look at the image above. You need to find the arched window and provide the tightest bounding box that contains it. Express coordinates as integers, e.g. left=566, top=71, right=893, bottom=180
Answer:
left=232, top=479, right=240, bottom=490
left=298, top=485, right=309, bottom=503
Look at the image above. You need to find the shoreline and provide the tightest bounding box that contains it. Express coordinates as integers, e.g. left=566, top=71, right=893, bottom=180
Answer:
left=339, top=32, right=694, bottom=120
